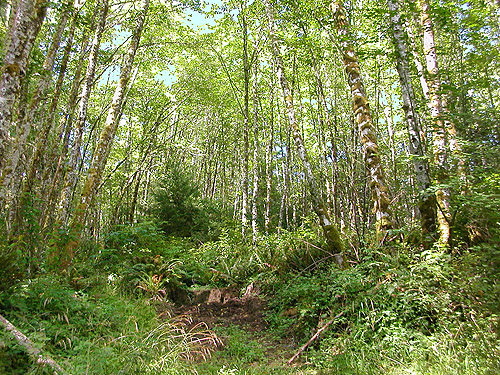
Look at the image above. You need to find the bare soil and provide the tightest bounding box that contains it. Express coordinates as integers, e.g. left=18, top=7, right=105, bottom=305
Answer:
left=158, top=285, right=298, bottom=366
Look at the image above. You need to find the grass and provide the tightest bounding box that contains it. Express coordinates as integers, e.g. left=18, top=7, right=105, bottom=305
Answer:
left=1, top=224, right=498, bottom=375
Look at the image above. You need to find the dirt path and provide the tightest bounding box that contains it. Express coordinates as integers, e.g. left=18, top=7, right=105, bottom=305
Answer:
left=160, top=285, right=298, bottom=368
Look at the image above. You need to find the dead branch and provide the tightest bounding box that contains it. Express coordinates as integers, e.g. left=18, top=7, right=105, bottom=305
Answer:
left=0, top=313, right=67, bottom=374
left=287, top=311, right=344, bottom=365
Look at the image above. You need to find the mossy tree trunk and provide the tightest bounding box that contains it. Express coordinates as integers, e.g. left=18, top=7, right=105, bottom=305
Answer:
left=24, top=1, right=80, bottom=196
left=1, top=1, right=70, bottom=209
left=64, top=0, right=150, bottom=264
left=331, top=1, right=394, bottom=240
left=419, top=0, right=452, bottom=246
left=265, top=0, right=346, bottom=268
left=0, top=0, right=46, bottom=196
left=388, top=0, right=436, bottom=237
left=40, top=11, right=98, bottom=229
left=58, top=0, right=109, bottom=225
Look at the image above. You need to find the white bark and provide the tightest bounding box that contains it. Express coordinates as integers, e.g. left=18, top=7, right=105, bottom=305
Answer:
left=58, top=0, right=109, bottom=224
left=388, top=0, right=436, bottom=233
left=1, top=2, right=70, bottom=202
left=0, top=0, right=46, bottom=188
left=264, top=100, right=273, bottom=234
left=265, top=0, right=345, bottom=266
left=0, top=313, right=66, bottom=374
left=251, top=59, right=259, bottom=245
left=420, top=0, right=451, bottom=245
left=241, top=5, right=250, bottom=238
left=25, top=1, right=80, bottom=193
left=71, top=0, right=149, bottom=233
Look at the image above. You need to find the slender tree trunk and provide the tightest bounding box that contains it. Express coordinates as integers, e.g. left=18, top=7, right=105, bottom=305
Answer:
left=264, top=88, right=274, bottom=234
left=388, top=0, right=436, bottom=236
left=419, top=0, right=451, bottom=246
left=0, top=0, right=46, bottom=173
left=0, top=314, right=66, bottom=374
left=0, top=0, right=46, bottom=221
left=331, top=0, right=393, bottom=239
left=66, top=0, right=149, bottom=259
left=313, top=59, right=341, bottom=225
left=412, top=5, right=466, bottom=196
left=25, top=1, right=80, bottom=194
left=40, top=36, right=91, bottom=229
left=266, top=0, right=346, bottom=267
left=58, top=0, right=109, bottom=224
left=405, top=19, right=430, bottom=102
left=442, top=93, right=467, bottom=192
left=240, top=4, right=250, bottom=238
left=1, top=2, right=70, bottom=206
left=251, top=58, right=259, bottom=245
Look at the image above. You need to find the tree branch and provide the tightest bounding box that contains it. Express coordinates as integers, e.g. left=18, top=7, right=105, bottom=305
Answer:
left=287, top=311, right=344, bottom=365
left=0, top=314, right=66, bottom=374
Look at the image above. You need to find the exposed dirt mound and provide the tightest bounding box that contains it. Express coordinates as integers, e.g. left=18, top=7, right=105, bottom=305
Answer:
left=157, top=283, right=297, bottom=366
left=171, top=285, right=268, bottom=332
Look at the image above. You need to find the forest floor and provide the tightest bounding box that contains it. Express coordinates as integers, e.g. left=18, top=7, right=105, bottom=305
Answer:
left=160, top=286, right=313, bottom=374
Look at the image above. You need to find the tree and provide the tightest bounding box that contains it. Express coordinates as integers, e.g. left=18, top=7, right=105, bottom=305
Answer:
left=58, top=0, right=109, bottom=224
left=0, top=0, right=46, bottom=189
left=331, top=0, right=393, bottom=239
left=265, top=0, right=346, bottom=268
left=65, top=0, right=150, bottom=264
left=419, top=0, right=452, bottom=246
left=1, top=1, right=71, bottom=210
left=387, top=0, right=436, bottom=237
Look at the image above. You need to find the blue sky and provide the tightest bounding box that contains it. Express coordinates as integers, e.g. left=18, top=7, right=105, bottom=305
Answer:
left=100, top=1, right=226, bottom=87
left=153, top=0, right=225, bottom=85
left=183, top=0, right=224, bottom=31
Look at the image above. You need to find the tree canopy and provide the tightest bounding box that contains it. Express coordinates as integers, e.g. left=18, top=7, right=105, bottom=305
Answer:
left=0, top=0, right=499, bottom=373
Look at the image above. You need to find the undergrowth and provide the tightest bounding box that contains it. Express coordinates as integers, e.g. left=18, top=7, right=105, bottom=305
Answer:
left=0, top=217, right=498, bottom=374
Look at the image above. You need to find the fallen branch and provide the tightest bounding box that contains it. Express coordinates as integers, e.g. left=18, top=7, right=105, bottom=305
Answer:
left=0, top=313, right=67, bottom=374
left=287, top=311, right=344, bottom=365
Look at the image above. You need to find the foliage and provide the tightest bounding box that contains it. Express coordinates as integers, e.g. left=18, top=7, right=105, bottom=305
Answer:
left=1, top=0, right=500, bottom=373
left=452, top=172, right=500, bottom=247
left=0, top=242, right=22, bottom=293
left=92, top=222, right=191, bottom=301
left=150, top=164, right=231, bottom=241
left=187, top=216, right=332, bottom=285
left=0, top=274, right=219, bottom=374
left=264, top=243, right=500, bottom=374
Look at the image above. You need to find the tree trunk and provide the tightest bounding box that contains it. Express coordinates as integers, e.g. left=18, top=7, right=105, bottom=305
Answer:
left=0, top=0, right=46, bottom=173
left=388, top=0, right=436, bottom=236
left=419, top=0, right=451, bottom=246
left=24, top=1, right=80, bottom=194
left=240, top=4, right=250, bottom=238
left=312, top=59, right=341, bottom=226
left=58, top=0, right=109, bottom=224
left=1, top=1, right=70, bottom=206
left=331, top=0, right=393, bottom=239
left=264, top=87, right=274, bottom=234
left=0, top=314, right=66, bottom=374
left=40, top=22, right=93, bottom=229
left=251, top=57, right=259, bottom=245
left=66, top=0, right=149, bottom=259
left=265, top=0, right=346, bottom=268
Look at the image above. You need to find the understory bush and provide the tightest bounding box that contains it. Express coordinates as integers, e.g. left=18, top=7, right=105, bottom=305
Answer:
left=0, top=275, right=218, bottom=374
left=149, top=164, right=231, bottom=241
left=1, top=211, right=498, bottom=374
left=189, top=215, right=331, bottom=284
left=264, top=242, right=500, bottom=374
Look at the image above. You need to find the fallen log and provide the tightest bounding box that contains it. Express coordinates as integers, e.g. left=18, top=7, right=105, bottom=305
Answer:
left=0, top=313, right=67, bottom=374
left=287, top=311, right=344, bottom=365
